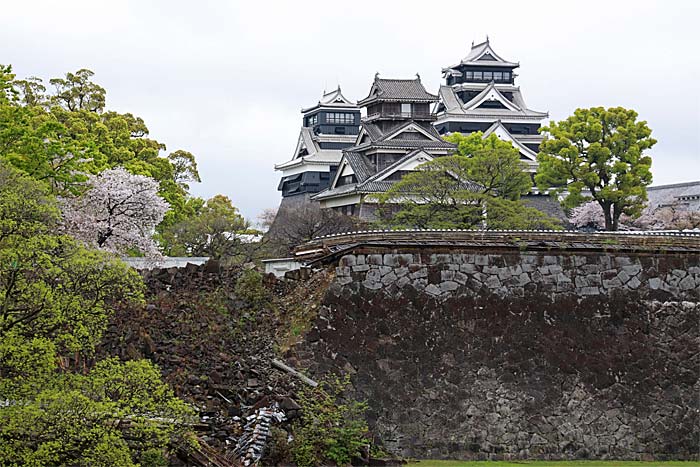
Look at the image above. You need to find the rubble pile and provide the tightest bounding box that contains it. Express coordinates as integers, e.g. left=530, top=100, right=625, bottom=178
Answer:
left=234, top=404, right=286, bottom=466
left=96, top=261, right=303, bottom=463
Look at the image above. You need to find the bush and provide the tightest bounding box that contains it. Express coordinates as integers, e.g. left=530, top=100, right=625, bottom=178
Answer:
left=234, top=268, right=268, bottom=311
left=290, top=374, right=369, bottom=467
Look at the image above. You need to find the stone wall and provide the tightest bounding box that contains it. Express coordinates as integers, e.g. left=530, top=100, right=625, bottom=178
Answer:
left=290, top=249, right=700, bottom=460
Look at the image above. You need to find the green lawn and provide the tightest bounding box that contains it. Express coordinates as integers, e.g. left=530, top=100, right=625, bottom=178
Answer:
left=410, top=461, right=699, bottom=467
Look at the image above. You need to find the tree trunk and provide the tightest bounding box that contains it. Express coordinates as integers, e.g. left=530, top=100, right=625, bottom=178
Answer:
left=601, top=202, right=614, bottom=231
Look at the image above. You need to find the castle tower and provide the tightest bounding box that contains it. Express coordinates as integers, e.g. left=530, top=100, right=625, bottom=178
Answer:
left=435, top=38, right=548, bottom=172
left=275, top=87, right=360, bottom=202
left=312, top=74, right=454, bottom=218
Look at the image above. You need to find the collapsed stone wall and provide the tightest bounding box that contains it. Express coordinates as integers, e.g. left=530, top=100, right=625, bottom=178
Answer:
left=290, top=249, right=700, bottom=460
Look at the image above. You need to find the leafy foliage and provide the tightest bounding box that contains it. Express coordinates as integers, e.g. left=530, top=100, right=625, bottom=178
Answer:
left=290, top=375, right=369, bottom=467
left=444, top=132, right=532, bottom=199
left=234, top=268, right=269, bottom=311
left=0, top=64, right=201, bottom=235
left=376, top=137, right=560, bottom=231
left=0, top=161, right=194, bottom=465
left=161, top=194, right=256, bottom=259
left=536, top=107, right=657, bottom=230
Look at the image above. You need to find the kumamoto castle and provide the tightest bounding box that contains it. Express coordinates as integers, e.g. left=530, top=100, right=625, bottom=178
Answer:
left=274, top=38, right=699, bottom=221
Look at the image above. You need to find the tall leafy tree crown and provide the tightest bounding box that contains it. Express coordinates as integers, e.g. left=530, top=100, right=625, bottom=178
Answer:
left=535, top=107, right=656, bottom=230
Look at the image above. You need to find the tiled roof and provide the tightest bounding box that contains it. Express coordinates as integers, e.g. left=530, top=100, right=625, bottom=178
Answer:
left=443, top=38, right=519, bottom=71
left=343, top=151, right=375, bottom=182
left=301, top=86, right=358, bottom=113
left=437, top=85, right=547, bottom=118
left=358, top=76, right=438, bottom=105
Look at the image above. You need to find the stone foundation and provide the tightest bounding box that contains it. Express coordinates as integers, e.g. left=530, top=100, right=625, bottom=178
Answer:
left=291, top=249, right=700, bottom=460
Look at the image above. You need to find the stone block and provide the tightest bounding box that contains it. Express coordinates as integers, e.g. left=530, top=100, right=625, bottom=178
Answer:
left=485, top=276, right=502, bottom=289
left=396, top=276, right=410, bottom=288
left=580, top=286, right=600, bottom=296
left=574, top=276, right=588, bottom=288
left=336, top=266, right=351, bottom=277
left=430, top=253, right=452, bottom=264
left=543, top=255, right=558, bottom=265
left=622, top=264, right=642, bottom=276
left=648, top=277, right=662, bottom=289
left=521, top=254, right=538, bottom=264
left=586, top=274, right=602, bottom=286
left=409, top=268, right=428, bottom=279
left=441, top=270, right=455, bottom=281
left=573, top=255, right=588, bottom=266
left=336, top=276, right=352, bottom=285
left=339, top=255, right=356, bottom=267
left=366, top=269, right=381, bottom=282
left=508, top=265, right=523, bottom=276
left=378, top=266, right=393, bottom=276
left=614, top=256, right=633, bottom=267
left=367, top=254, right=383, bottom=266
left=474, top=255, right=490, bottom=266
left=627, top=276, right=641, bottom=290
left=395, top=267, right=409, bottom=277
left=679, top=275, right=695, bottom=290
left=361, top=279, right=382, bottom=290
left=440, top=281, right=459, bottom=292
left=483, top=265, right=499, bottom=274
left=381, top=272, right=397, bottom=285
left=425, top=283, right=441, bottom=296
left=518, top=272, right=531, bottom=286
left=356, top=255, right=366, bottom=265
left=460, top=263, right=478, bottom=273
left=352, top=264, right=370, bottom=273
left=616, top=270, right=631, bottom=284
left=603, top=277, right=622, bottom=289
left=448, top=264, right=459, bottom=271
left=497, top=267, right=512, bottom=280
left=454, top=271, right=468, bottom=285
left=672, top=269, right=688, bottom=278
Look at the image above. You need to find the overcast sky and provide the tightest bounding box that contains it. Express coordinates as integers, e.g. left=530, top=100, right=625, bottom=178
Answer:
left=3, top=0, right=699, bottom=220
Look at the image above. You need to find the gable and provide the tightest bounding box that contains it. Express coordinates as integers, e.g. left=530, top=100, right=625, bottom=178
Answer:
left=374, top=151, right=434, bottom=182
left=478, top=52, right=497, bottom=61
left=383, top=122, right=439, bottom=142
left=483, top=122, right=538, bottom=162
left=464, top=85, right=521, bottom=112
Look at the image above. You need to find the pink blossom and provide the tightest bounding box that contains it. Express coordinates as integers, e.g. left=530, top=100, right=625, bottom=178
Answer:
left=61, top=167, right=168, bottom=256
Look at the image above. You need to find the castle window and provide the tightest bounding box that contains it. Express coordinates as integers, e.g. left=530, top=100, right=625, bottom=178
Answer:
left=326, top=113, right=355, bottom=124
left=473, top=71, right=483, bottom=80
left=465, top=71, right=473, bottom=80
left=484, top=71, right=492, bottom=80
left=494, top=71, right=503, bottom=81
left=401, top=103, right=411, bottom=115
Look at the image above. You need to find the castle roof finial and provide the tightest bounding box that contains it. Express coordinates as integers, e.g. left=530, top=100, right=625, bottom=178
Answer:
left=374, top=72, right=380, bottom=81
left=416, top=72, right=421, bottom=81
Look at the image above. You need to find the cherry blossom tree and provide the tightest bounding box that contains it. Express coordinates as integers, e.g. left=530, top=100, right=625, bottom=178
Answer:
left=61, top=167, right=168, bottom=256
left=569, top=201, right=606, bottom=230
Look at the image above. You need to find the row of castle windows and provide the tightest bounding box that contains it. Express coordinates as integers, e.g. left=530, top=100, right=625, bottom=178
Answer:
left=465, top=71, right=512, bottom=82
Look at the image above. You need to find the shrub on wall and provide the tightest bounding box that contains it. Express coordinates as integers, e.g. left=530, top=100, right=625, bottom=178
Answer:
left=290, top=375, right=369, bottom=467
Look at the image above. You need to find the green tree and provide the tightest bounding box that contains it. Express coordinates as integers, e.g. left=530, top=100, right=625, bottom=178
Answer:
left=161, top=194, right=256, bottom=259
left=377, top=151, right=559, bottom=230
left=444, top=132, right=532, bottom=199
left=49, top=68, right=106, bottom=112
left=0, top=161, right=194, bottom=466
left=535, top=107, right=656, bottom=230
left=0, top=65, right=201, bottom=235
